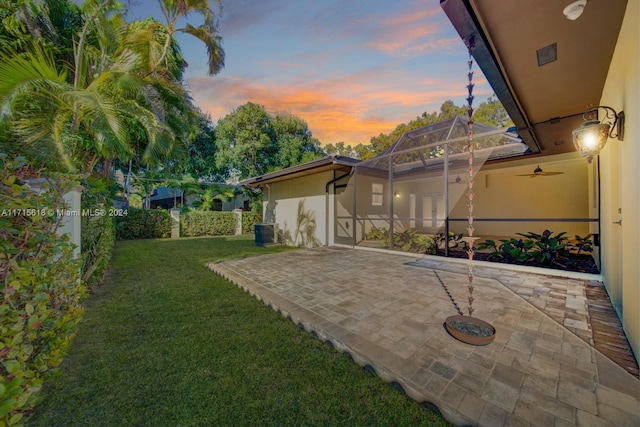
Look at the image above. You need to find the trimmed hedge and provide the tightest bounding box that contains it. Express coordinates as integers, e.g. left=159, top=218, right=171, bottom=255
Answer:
left=81, top=186, right=116, bottom=288
left=0, top=155, right=85, bottom=424
left=115, top=208, right=171, bottom=240
left=181, top=211, right=236, bottom=237
left=242, top=211, right=262, bottom=234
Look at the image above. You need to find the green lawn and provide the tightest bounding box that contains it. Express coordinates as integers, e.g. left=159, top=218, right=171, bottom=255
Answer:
left=28, top=235, right=449, bottom=427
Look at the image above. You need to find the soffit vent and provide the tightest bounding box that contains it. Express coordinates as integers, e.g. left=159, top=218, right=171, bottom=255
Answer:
left=537, top=42, right=558, bottom=66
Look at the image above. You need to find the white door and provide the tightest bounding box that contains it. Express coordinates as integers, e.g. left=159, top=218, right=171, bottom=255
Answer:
left=422, top=194, right=444, bottom=229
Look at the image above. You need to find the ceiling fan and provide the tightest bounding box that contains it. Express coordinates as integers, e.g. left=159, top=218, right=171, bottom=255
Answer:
left=517, top=165, right=564, bottom=178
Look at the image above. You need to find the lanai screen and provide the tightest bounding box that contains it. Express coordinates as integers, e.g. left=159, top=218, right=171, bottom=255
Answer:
left=334, top=116, right=529, bottom=249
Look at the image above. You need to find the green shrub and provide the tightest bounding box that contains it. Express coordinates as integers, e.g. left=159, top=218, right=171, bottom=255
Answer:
left=0, top=154, right=85, bottom=425
left=181, top=211, right=236, bottom=237
left=365, top=226, right=435, bottom=254
left=365, top=225, right=388, bottom=241
left=393, top=229, right=436, bottom=254
left=569, top=234, right=593, bottom=256
left=516, top=230, right=570, bottom=266
left=477, top=230, right=591, bottom=269
left=81, top=182, right=116, bottom=288
left=115, top=208, right=171, bottom=240
left=242, top=211, right=262, bottom=234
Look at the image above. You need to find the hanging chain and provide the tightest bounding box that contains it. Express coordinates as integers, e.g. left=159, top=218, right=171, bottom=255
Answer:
left=465, top=36, right=476, bottom=317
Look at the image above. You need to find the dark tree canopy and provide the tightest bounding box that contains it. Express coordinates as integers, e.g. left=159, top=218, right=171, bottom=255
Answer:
left=215, top=102, right=324, bottom=180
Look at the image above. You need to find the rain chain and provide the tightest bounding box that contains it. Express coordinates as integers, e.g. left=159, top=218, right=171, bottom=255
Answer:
left=465, top=36, right=476, bottom=317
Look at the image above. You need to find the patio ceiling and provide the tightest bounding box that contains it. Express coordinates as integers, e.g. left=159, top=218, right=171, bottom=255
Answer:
left=441, top=0, right=627, bottom=158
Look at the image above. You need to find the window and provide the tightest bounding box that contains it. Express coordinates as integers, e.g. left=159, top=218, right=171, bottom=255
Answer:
left=372, top=183, right=383, bottom=206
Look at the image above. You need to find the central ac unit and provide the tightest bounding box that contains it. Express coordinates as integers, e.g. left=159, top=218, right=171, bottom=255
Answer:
left=255, top=223, right=279, bottom=246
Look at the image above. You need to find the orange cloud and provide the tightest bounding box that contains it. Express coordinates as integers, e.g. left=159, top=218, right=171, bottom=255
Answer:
left=362, top=6, right=455, bottom=56
left=188, top=70, right=492, bottom=147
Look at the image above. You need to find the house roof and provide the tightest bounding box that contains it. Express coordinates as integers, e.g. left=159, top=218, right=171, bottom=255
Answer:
left=441, top=0, right=627, bottom=158
left=150, top=187, right=183, bottom=201
left=240, top=155, right=360, bottom=187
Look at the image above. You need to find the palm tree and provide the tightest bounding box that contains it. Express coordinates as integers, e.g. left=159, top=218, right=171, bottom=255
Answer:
left=193, top=184, right=236, bottom=211
left=0, top=0, right=225, bottom=176
left=0, top=42, right=169, bottom=174
left=154, top=0, right=225, bottom=76
left=131, top=169, right=162, bottom=209
left=0, top=1, right=169, bottom=174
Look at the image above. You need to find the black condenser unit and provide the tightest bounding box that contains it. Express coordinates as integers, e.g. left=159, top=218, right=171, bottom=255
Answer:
left=255, top=223, right=279, bottom=246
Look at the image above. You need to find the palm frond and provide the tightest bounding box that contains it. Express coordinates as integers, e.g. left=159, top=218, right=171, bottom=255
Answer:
left=0, top=48, right=68, bottom=103
left=181, top=23, right=224, bottom=75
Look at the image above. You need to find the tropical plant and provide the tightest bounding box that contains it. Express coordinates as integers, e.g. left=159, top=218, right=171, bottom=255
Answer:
left=517, top=230, right=570, bottom=267
left=365, top=225, right=388, bottom=241
left=193, top=184, right=236, bottom=211
left=475, top=239, right=500, bottom=258
left=477, top=237, right=535, bottom=263
left=435, top=231, right=465, bottom=250
left=365, top=227, right=434, bottom=254
left=570, top=234, right=593, bottom=256
left=0, top=0, right=225, bottom=177
left=153, top=0, right=224, bottom=76
left=130, top=169, right=162, bottom=209
left=497, top=238, right=535, bottom=263
left=0, top=5, right=163, bottom=174
left=393, top=229, right=435, bottom=254
left=476, top=229, right=592, bottom=270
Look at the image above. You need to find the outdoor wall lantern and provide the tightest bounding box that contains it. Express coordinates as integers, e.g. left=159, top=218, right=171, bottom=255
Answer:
left=572, top=106, right=625, bottom=163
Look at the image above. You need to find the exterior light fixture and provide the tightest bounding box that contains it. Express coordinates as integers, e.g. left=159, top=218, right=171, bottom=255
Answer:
left=563, top=0, right=587, bottom=20
left=572, top=106, right=625, bottom=163
left=394, top=191, right=400, bottom=198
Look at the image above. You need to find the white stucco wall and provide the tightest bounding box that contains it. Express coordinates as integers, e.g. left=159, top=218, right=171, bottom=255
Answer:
left=266, top=171, right=334, bottom=247
left=598, top=0, right=639, bottom=360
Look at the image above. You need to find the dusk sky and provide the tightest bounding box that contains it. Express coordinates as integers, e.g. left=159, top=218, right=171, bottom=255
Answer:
left=127, top=0, right=494, bottom=146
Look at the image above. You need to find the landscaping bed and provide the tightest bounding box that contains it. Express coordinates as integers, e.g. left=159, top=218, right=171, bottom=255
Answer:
left=437, top=249, right=599, bottom=274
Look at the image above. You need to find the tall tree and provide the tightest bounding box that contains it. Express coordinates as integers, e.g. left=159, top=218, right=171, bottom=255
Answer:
left=215, top=103, right=328, bottom=179
left=0, top=0, right=226, bottom=176
left=325, top=142, right=355, bottom=157
left=271, top=113, right=324, bottom=170
left=183, top=109, right=227, bottom=181
left=154, top=0, right=224, bottom=76
left=472, top=95, right=513, bottom=128
left=215, top=102, right=276, bottom=179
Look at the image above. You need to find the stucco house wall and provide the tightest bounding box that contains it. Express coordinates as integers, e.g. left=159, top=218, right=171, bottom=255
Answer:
left=266, top=171, right=334, bottom=247
left=598, top=0, right=639, bottom=359
left=448, top=155, right=590, bottom=238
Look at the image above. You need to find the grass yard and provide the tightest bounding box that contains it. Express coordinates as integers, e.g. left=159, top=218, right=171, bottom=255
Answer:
left=28, top=235, right=449, bottom=427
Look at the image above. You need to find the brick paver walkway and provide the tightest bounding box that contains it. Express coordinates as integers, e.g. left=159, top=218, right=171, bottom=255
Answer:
left=208, top=248, right=639, bottom=426
left=407, top=256, right=639, bottom=378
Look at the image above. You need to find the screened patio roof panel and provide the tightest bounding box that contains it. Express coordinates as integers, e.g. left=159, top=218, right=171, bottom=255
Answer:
left=358, top=116, right=528, bottom=173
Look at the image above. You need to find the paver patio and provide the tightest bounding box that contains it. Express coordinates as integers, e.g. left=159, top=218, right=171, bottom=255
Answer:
left=208, top=247, right=639, bottom=426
